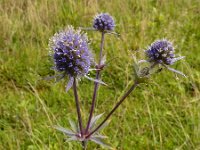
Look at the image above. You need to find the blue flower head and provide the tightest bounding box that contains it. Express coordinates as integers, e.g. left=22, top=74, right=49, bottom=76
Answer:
left=49, top=26, right=93, bottom=90
left=145, top=39, right=176, bottom=65
left=93, top=13, right=115, bottom=31
left=145, top=39, right=186, bottom=77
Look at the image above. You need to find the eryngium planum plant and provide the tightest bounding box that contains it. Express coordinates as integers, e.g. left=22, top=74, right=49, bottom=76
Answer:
left=47, top=13, right=186, bottom=149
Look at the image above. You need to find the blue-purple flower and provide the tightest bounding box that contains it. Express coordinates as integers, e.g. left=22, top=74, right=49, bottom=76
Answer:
left=145, top=39, right=186, bottom=77
left=49, top=26, right=93, bottom=90
left=146, top=39, right=177, bottom=65
left=93, top=13, right=115, bottom=31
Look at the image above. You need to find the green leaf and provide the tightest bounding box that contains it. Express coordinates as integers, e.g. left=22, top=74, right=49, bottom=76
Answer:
left=54, top=126, right=75, bottom=136
left=90, top=113, right=104, bottom=130
left=132, top=57, right=139, bottom=78
left=92, top=134, right=108, bottom=139
left=65, top=136, right=78, bottom=142
left=90, top=137, right=113, bottom=149
left=68, top=119, right=79, bottom=132
left=85, top=76, right=108, bottom=86
left=164, top=65, right=186, bottom=77
left=96, top=120, right=110, bottom=132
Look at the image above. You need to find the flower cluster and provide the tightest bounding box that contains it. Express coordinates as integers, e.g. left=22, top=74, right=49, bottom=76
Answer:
left=49, top=26, right=92, bottom=78
left=93, top=13, right=115, bottom=31
left=145, top=39, right=176, bottom=65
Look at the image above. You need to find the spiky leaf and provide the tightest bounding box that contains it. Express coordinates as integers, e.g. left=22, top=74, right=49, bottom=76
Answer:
left=54, top=126, right=75, bottom=136
left=68, top=119, right=79, bottom=132
left=90, top=113, right=104, bottom=130
left=90, top=137, right=113, bottom=149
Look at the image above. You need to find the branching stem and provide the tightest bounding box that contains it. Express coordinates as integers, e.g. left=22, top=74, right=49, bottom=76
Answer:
left=85, top=32, right=105, bottom=133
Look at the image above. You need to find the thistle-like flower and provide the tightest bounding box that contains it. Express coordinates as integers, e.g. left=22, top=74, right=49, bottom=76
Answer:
left=145, top=39, right=186, bottom=77
left=146, top=39, right=175, bottom=65
left=49, top=26, right=93, bottom=90
left=93, top=13, right=115, bottom=32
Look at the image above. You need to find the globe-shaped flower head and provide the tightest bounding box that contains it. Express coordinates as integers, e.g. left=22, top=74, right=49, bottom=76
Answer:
left=145, top=39, right=178, bottom=65
left=144, top=39, right=185, bottom=77
left=49, top=26, right=92, bottom=82
left=93, top=13, right=115, bottom=31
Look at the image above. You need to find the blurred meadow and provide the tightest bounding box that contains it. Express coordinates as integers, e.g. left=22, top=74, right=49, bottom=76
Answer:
left=0, top=0, right=200, bottom=149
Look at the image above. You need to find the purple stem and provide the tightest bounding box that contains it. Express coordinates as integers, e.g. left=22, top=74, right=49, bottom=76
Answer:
left=73, top=78, right=84, bottom=136
left=85, top=32, right=105, bottom=133
left=86, top=81, right=138, bottom=138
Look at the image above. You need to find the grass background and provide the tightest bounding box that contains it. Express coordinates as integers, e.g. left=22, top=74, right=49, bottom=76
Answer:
left=0, top=0, right=200, bottom=149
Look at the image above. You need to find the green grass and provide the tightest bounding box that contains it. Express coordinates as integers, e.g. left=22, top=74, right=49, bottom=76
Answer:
left=0, top=0, right=200, bottom=149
